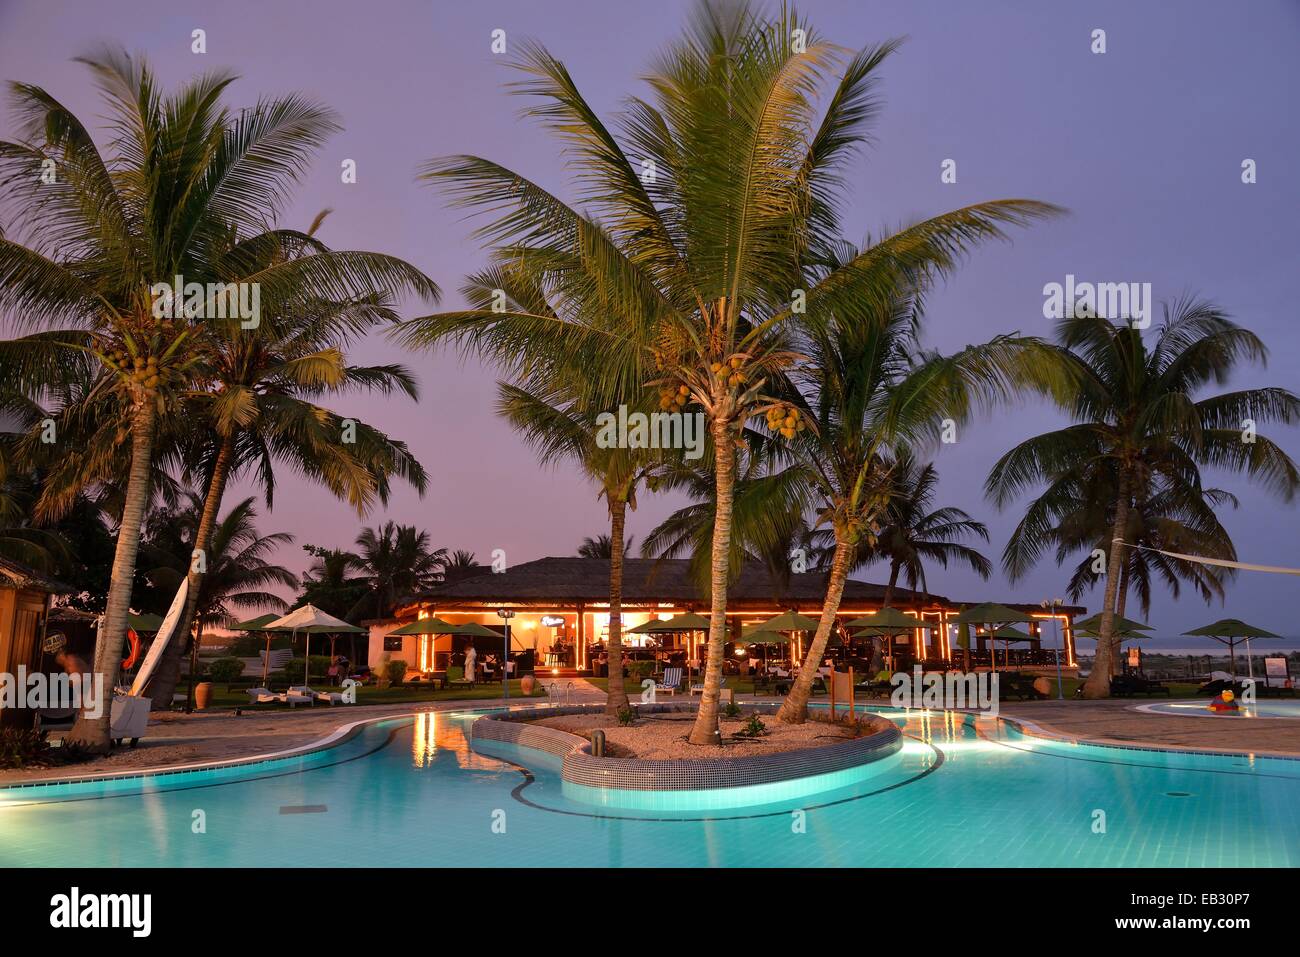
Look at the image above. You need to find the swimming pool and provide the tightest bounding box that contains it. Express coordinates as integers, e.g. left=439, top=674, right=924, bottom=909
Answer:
left=2, top=706, right=1297, bottom=867
left=1138, top=699, right=1300, bottom=720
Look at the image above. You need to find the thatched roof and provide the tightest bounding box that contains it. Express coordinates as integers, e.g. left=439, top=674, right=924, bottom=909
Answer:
left=0, top=555, right=70, bottom=593
left=401, top=556, right=942, bottom=611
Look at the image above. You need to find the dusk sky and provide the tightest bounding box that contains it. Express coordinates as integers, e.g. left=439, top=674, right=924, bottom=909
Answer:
left=2, top=0, right=1297, bottom=647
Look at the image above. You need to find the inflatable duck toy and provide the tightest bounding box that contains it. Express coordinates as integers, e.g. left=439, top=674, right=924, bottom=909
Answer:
left=1207, top=690, right=1240, bottom=713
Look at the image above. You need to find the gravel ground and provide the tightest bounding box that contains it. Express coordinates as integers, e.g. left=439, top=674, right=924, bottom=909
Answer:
left=530, top=709, right=858, bottom=759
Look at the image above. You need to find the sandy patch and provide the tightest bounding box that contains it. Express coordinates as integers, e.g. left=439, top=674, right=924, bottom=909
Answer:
left=529, top=708, right=860, bottom=760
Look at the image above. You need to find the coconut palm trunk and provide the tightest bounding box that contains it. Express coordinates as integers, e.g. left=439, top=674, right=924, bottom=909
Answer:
left=779, top=537, right=855, bottom=723
left=67, top=399, right=156, bottom=751
left=605, top=497, right=630, bottom=714
left=881, top=562, right=901, bottom=607
left=1110, top=565, right=1130, bottom=677
left=688, top=419, right=737, bottom=746
left=145, top=435, right=236, bottom=710
left=1083, top=470, right=1131, bottom=698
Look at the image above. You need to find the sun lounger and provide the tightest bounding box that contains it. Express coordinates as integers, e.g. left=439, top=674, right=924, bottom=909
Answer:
left=655, top=667, right=683, bottom=696
left=246, top=687, right=284, bottom=705
left=284, top=687, right=316, bottom=707
left=689, top=676, right=726, bottom=696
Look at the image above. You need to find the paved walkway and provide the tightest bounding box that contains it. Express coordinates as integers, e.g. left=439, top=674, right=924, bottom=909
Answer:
left=1000, top=698, right=1300, bottom=756
left=8, top=693, right=1295, bottom=786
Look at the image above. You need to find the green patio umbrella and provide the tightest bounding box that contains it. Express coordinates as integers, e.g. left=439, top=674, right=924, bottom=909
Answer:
left=232, top=613, right=282, bottom=631
left=1184, top=618, right=1282, bottom=680
left=1073, top=613, right=1153, bottom=635
left=748, top=609, right=821, bottom=668
left=753, top=609, right=820, bottom=631
left=653, top=612, right=712, bottom=631
left=625, top=618, right=669, bottom=635
left=742, top=629, right=791, bottom=668
left=389, top=616, right=463, bottom=635
left=848, top=609, right=934, bottom=671
left=845, top=607, right=928, bottom=631
left=127, top=612, right=163, bottom=632
left=643, top=613, right=712, bottom=672
left=951, top=603, right=1037, bottom=673
left=233, top=612, right=290, bottom=684
left=1073, top=614, right=1152, bottom=676
left=452, top=622, right=511, bottom=683
left=977, top=625, right=1033, bottom=671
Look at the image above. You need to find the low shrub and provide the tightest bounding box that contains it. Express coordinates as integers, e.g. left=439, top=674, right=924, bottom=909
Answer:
left=206, top=657, right=245, bottom=683
left=733, top=714, right=768, bottom=738
left=385, top=659, right=409, bottom=686
left=616, top=707, right=636, bottom=726
left=0, top=728, right=50, bottom=769
left=281, top=655, right=334, bottom=680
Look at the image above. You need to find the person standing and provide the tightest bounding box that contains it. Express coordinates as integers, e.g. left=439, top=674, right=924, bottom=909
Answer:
left=464, top=644, right=477, bottom=683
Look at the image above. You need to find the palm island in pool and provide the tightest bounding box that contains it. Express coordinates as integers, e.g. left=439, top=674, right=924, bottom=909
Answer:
left=0, top=0, right=1297, bottom=913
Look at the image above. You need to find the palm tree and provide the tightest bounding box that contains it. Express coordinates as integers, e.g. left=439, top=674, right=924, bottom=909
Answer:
left=297, top=545, right=369, bottom=619
left=497, top=382, right=660, bottom=714
left=577, top=534, right=634, bottom=559
left=142, top=494, right=297, bottom=704
left=988, top=300, right=1300, bottom=697
left=0, top=52, right=434, bottom=750
left=398, top=1, right=1062, bottom=743
left=346, top=522, right=447, bottom=620
left=1001, top=448, right=1238, bottom=676
left=872, top=456, right=992, bottom=608
left=442, top=550, right=482, bottom=583
left=140, top=229, right=434, bottom=710
left=772, top=291, right=1063, bottom=723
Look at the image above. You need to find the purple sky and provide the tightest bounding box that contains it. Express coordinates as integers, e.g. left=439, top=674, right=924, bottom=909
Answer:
left=3, top=0, right=1298, bottom=646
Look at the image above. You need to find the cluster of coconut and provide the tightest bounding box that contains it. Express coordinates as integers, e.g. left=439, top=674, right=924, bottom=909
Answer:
left=658, top=384, right=691, bottom=410
left=101, top=349, right=173, bottom=390
left=711, top=355, right=748, bottom=389
left=766, top=403, right=804, bottom=439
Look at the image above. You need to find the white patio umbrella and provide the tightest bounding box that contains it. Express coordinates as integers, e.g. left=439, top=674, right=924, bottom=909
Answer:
left=264, top=604, right=365, bottom=693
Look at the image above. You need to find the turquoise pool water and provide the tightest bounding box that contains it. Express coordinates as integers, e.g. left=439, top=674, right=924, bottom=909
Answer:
left=2, top=707, right=1297, bottom=867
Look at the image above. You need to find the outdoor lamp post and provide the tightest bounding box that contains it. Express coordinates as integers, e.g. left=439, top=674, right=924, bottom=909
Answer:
left=496, top=608, right=514, bottom=699
left=1042, top=598, right=1066, bottom=699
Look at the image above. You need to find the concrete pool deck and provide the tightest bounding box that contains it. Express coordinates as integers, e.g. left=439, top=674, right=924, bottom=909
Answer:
left=999, top=698, right=1300, bottom=756
left=4, top=690, right=1297, bottom=785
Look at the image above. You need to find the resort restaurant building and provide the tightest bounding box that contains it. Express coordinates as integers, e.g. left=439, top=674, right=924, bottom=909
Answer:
left=369, top=557, right=1085, bottom=677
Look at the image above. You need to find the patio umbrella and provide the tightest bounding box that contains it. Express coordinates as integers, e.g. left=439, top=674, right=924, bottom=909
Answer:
left=628, top=613, right=711, bottom=670
left=848, top=608, right=934, bottom=671
left=451, top=622, right=510, bottom=682
left=234, top=612, right=290, bottom=685
left=1184, top=618, right=1282, bottom=679
left=1072, top=613, right=1153, bottom=635
left=625, top=618, right=670, bottom=635
left=264, top=604, right=364, bottom=692
left=742, top=629, right=791, bottom=668
left=978, top=625, right=1033, bottom=671
left=951, top=603, right=1037, bottom=674
left=388, top=617, right=463, bottom=635
left=750, top=609, right=821, bottom=663
left=127, top=612, right=163, bottom=632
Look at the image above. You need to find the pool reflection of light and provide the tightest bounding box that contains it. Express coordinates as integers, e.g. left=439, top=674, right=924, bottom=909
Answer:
left=411, top=712, right=437, bottom=766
